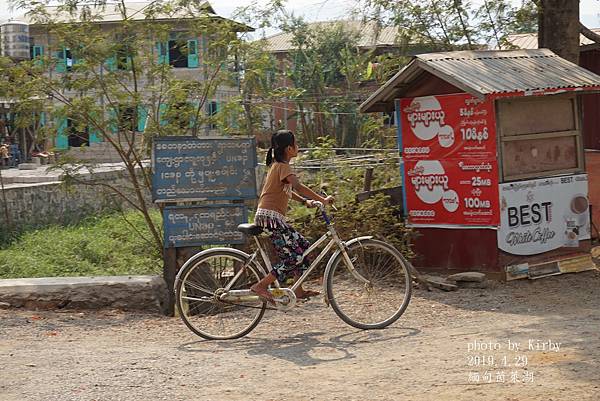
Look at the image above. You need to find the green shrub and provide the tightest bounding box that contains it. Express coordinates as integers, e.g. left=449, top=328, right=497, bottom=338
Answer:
left=289, top=193, right=414, bottom=259
left=0, top=210, right=163, bottom=279
left=285, top=138, right=412, bottom=258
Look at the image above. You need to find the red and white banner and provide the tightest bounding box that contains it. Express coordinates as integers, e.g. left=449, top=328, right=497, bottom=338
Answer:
left=400, top=94, right=496, bottom=160
left=404, top=159, right=500, bottom=226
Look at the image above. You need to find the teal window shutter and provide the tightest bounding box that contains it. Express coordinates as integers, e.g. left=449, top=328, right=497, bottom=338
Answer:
left=32, top=46, right=44, bottom=67
left=89, top=126, right=101, bottom=143
left=108, top=108, right=118, bottom=133
left=32, top=45, right=43, bottom=58
left=55, top=48, right=66, bottom=73
left=88, top=112, right=101, bottom=143
left=39, top=111, right=46, bottom=127
left=189, top=102, right=199, bottom=128
left=105, top=55, right=117, bottom=71
left=187, top=39, right=199, bottom=68
left=56, top=118, right=68, bottom=149
left=156, top=42, right=168, bottom=65
left=159, top=103, right=168, bottom=126
left=137, top=105, right=148, bottom=132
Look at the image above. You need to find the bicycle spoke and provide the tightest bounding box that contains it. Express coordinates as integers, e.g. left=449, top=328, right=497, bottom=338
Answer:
left=327, top=239, right=412, bottom=329
left=175, top=251, right=266, bottom=340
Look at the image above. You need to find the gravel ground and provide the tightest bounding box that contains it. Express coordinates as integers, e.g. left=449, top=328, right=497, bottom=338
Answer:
left=1, top=269, right=599, bottom=401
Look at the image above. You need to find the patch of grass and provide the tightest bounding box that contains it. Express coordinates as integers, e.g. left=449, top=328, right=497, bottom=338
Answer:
left=0, top=210, right=163, bottom=279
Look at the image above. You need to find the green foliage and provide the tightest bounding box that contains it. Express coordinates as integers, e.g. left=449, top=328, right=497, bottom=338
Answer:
left=286, top=140, right=411, bottom=258
left=1, top=0, right=250, bottom=255
left=357, top=0, right=538, bottom=50
left=306, top=136, right=336, bottom=160
left=290, top=193, right=413, bottom=260
left=275, top=19, right=384, bottom=147
left=0, top=210, right=163, bottom=279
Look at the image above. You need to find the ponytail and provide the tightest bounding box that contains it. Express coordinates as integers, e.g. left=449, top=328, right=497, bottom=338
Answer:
left=266, top=147, right=274, bottom=166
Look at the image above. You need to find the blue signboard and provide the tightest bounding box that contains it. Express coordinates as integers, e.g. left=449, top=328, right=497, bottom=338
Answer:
left=163, top=204, right=247, bottom=248
left=152, top=136, right=258, bottom=202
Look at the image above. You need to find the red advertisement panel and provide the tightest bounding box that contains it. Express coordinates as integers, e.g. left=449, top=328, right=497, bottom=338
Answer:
left=404, top=159, right=500, bottom=226
left=401, top=94, right=496, bottom=160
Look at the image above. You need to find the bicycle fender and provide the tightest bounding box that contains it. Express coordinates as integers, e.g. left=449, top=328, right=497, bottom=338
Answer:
left=322, top=236, right=373, bottom=301
left=174, top=247, right=252, bottom=288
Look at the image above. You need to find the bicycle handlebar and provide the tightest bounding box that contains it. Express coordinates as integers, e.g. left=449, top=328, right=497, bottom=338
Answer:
left=312, top=201, right=332, bottom=225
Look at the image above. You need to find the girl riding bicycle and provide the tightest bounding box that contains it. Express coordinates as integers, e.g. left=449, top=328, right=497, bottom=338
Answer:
left=250, top=130, right=334, bottom=303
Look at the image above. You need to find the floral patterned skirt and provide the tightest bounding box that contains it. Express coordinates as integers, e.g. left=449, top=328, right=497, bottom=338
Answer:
left=262, top=225, right=312, bottom=283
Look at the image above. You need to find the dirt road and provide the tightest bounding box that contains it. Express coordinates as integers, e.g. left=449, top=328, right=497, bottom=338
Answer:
left=1, top=270, right=599, bottom=401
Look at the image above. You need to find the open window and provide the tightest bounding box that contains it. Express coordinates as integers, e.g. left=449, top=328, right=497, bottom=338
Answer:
left=116, top=46, right=132, bottom=71
left=118, top=106, right=136, bottom=132
left=65, top=48, right=74, bottom=71
left=156, top=37, right=199, bottom=68
left=207, top=101, right=218, bottom=130
left=67, top=118, right=89, bottom=147
left=30, top=45, right=43, bottom=59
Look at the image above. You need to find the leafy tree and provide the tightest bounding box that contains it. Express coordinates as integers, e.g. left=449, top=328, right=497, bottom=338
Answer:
left=355, top=0, right=538, bottom=50
left=2, top=0, right=246, bottom=254
left=280, top=20, right=387, bottom=147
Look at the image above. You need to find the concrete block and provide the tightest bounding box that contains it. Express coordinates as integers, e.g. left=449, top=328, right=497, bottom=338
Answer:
left=447, top=272, right=487, bottom=282
left=424, top=275, right=458, bottom=291
left=0, top=275, right=168, bottom=312
left=17, top=163, right=39, bottom=170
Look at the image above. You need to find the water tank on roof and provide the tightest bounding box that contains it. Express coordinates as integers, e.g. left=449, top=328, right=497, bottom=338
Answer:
left=1, top=21, right=31, bottom=61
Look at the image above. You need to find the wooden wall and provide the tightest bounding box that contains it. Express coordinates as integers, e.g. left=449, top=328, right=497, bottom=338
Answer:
left=581, top=49, right=600, bottom=150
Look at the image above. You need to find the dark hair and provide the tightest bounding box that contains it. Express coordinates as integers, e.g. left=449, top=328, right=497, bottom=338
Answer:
left=266, top=130, right=295, bottom=166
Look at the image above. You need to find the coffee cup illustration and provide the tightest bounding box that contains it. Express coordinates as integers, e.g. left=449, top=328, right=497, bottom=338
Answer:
left=571, top=194, right=588, bottom=213
left=570, top=194, right=589, bottom=227
left=564, top=218, right=579, bottom=247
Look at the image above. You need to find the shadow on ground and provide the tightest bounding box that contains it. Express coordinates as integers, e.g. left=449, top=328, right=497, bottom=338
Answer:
left=178, top=326, right=420, bottom=366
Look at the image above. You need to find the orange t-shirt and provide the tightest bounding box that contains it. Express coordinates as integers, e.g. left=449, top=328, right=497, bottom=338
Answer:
left=257, top=162, right=295, bottom=216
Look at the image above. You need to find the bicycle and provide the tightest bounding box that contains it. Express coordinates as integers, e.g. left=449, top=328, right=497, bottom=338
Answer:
left=174, top=202, right=412, bottom=340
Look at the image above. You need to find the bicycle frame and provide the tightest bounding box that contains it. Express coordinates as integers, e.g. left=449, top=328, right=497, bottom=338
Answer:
left=222, top=206, right=372, bottom=303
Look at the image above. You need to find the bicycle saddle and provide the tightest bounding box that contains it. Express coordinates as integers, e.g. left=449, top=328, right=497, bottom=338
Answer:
left=237, top=223, right=263, bottom=236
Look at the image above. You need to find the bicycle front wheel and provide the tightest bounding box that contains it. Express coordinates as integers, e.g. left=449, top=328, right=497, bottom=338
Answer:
left=175, top=250, right=266, bottom=340
left=326, top=238, right=412, bottom=329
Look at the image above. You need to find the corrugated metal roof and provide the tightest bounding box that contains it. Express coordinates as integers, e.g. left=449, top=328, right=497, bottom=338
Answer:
left=360, top=49, right=600, bottom=113
left=18, top=1, right=249, bottom=28
left=505, top=29, right=600, bottom=50
left=261, top=20, right=398, bottom=53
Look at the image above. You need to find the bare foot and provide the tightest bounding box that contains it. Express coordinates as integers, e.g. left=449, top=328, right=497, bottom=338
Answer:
left=250, top=284, right=275, bottom=305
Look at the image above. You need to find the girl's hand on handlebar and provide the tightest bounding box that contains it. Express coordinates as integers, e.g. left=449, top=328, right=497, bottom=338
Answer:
left=323, top=195, right=335, bottom=205
left=306, top=199, right=321, bottom=208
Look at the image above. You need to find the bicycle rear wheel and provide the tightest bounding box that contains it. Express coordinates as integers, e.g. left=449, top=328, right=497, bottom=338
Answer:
left=326, top=238, right=412, bottom=329
left=175, top=250, right=266, bottom=340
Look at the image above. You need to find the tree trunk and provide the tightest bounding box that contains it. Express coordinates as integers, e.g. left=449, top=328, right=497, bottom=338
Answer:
left=538, top=0, right=580, bottom=63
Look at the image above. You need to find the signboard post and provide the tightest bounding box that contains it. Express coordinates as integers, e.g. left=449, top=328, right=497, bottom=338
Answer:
left=399, top=93, right=500, bottom=227
left=152, top=136, right=257, bottom=315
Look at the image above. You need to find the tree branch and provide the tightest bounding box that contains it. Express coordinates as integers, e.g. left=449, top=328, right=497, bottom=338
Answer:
left=580, top=22, right=600, bottom=44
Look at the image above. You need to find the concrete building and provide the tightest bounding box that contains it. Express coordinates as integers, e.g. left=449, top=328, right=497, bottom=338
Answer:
left=3, top=1, right=249, bottom=159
